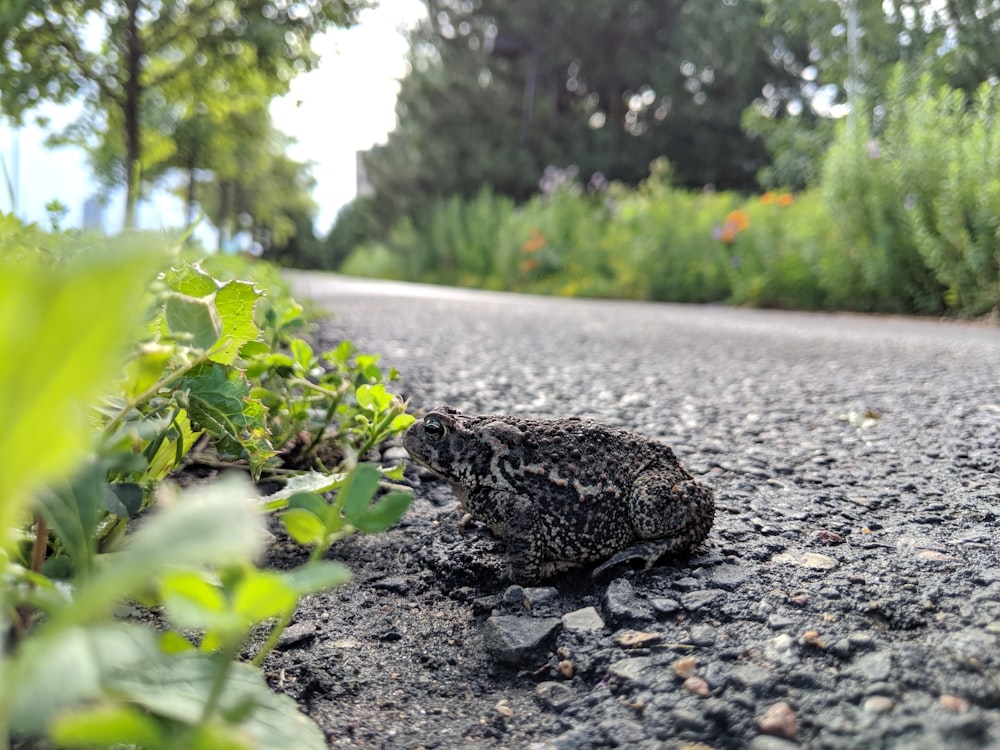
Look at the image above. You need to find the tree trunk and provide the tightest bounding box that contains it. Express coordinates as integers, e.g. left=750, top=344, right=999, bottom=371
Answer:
left=123, top=0, right=142, bottom=229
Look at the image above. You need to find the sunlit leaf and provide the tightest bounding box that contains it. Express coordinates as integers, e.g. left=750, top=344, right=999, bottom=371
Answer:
left=281, top=508, right=325, bottom=546
left=212, top=280, right=262, bottom=366
left=0, top=245, right=159, bottom=539
left=232, top=570, right=298, bottom=621
left=49, top=702, right=163, bottom=748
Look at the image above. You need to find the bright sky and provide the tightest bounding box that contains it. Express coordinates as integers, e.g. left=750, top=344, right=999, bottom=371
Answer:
left=0, top=0, right=424, bottom=236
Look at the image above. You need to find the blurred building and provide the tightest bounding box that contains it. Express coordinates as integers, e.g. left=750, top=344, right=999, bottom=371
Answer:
left=356, top=151, right=373, bottom=198
left=82, top=195, right=104, bottom=232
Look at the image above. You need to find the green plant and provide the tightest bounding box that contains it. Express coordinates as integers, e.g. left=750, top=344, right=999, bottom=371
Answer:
left=1, top=216, right=415, bottom=749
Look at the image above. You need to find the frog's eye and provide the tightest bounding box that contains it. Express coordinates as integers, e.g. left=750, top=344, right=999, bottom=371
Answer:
left=423, top=416, right=446, bottom=442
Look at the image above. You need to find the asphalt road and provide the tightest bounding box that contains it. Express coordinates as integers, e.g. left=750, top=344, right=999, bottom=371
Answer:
left=284, top=271, right=1000, bottom=749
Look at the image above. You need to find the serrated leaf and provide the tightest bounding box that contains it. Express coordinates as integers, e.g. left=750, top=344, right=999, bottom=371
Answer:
left=281, top=508, right=326, bottom=545
left=354, top=491, right=413, bottom=533
left=164, top=264, right=219, bottom=296
left=338, top=463, right=381, bottom=523
left=178, top=362, right=273, bottom=471
left=258, top=471, right=345, bottom=510
left=165, top=293, right=221, bottom=350
left=212, top=280, right=262, bottom=366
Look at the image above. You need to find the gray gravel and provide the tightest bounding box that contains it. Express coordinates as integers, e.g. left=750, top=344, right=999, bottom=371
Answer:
left=282, top=271, right=1000, bottom=750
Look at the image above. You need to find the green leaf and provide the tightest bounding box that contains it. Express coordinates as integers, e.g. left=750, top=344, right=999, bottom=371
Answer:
left=35, top=459, right=109, bottom=576
left=290, top=338, right=314, bottom=370
left=9, top=623, right=161, bottom=735
left=282, top=508, right=326, bottom=546
left=62, top=475, right=264, bottom=626
left=382, top=463, right=406, bottom=481
left=49, top=702, right=164, bottom=748
left=338, top=463, right=381, bottom=523
left=178, top=362, right=273, bottom=471
left=323, top=340, right=355, bottom=365
left=390, top=413, right=416, bottom=433
left=104, top=482, right=144, bottom=517
left=160, top=631, right=195, bottom=654
left=354, top=491, right=413, bottom=533
left=286, top=491, right=330, bottom=517
left=160, top=570, right=227, bottom=630
left=108, top=656, right=326, bottom=749
left=0, top=244, right=160, bottom=540
left=212, top=280, right=262, bottom=366
left=258, top=471, right=345, bottom=510
left=282, top=560, right=353, bottom=595
left=165, top=264, right=219, bottom=297
left=122, top=343, right=174, bottom=399
left=165, top=292, right=222, bottom=350
left=355, top=383, right=392, bottom=412
left=232, top=570, right=298, bottom=621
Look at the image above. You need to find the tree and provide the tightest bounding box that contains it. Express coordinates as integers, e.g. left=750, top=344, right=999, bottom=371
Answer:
left=745, top=0, right=1000, bottom=188
left=0, top=0, right=368, bottom=227
left=177, top=107, right=318, bottom=257
left=361, top=0, right=794, bottom=233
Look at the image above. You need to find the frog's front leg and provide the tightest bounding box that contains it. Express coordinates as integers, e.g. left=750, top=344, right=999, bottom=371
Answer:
left=467, top=488, right=547, bottom=583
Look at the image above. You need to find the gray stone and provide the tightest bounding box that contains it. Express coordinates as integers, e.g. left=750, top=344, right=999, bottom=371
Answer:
left=483, top=615, right=561, bottom=665
left=604, top=578, right=654, bottom=624
left=748, top=737, right=801, bottom=750
left=277, top=620, right=317, bottom=648
left=561, top=606, right=605, bottom=633
left=534, top=681, right=575, bottom=711
left=855, top=650, right=893, bottom=682
left=690, top=623, right=717, bottom=646
left=608, top=656, right=657, bottom=684
left=709, top=563, right=752, bottom=590
left=680, top=588, right=726, bottom=611
left=650, top=597, right=681, bottom=615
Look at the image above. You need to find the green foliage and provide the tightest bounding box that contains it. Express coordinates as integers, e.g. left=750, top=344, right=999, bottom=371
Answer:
left=362, top=0, right=788, bottom=234
left=0, top=0, right=369, bottom=227
left=350, top=145, right=998, bottom=318
left=823, top=70, right=1000, bottom=316
left=1, top=216, right=415, bottom=748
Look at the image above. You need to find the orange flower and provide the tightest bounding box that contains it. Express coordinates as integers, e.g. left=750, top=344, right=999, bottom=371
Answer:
left=522, top=227, right=546, bottom=253
left=520, top=257, right=541, bottom=273
left=725, top=209, right=750, bottom=231
left=760, top=191, right=777, bottom=205
left=777, top=192, right=795, bottom=207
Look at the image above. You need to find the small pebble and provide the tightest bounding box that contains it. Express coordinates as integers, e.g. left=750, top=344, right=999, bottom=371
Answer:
left=682, top=676, right=710, bottom=697
left=758, top=701, right=797, bottom=740
left=617, top=629, right=661, bottom=648
left=674, top=655, right=698, bottom=679
left=863, top=696, right=895, bottom=714
left=940, top=694, right=969, bottom=713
